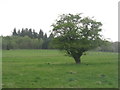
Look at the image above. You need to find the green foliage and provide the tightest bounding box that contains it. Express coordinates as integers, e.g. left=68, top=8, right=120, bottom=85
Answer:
left=2, top=50, right=118, bottom=88
left=3, top=29, right=54, bottom=49
left=2, top=36, right=43, bottom=49
left=0, top=36, right=2, bottom=49
left=52, top=14, right=105, bottom=63
left=52, top=14, right=103, bottom=50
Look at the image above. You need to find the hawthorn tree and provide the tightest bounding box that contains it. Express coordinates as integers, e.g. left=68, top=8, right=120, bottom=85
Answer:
left=52, top=14, right=104, bottom=64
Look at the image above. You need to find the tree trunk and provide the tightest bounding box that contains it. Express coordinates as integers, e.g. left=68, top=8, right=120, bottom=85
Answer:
left=74, top=57, right=81, bottom=64
left=70, top=51, right=83, bottom=64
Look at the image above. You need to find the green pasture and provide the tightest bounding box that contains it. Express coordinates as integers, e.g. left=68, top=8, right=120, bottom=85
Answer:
left=2, top=50, right=118, bottom=88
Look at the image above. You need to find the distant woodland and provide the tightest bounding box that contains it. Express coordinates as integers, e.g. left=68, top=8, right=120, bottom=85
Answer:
left=1, top=28, right=119, bottom=52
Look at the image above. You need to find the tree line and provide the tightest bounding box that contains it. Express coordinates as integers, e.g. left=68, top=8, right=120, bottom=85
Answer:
left=2, top=28, right=54, bottom=50
left=1, top=28, right=119, bottom=53
left=12, top=28, right=48, bottom=39
left=94, top=41, right=119, bottom=53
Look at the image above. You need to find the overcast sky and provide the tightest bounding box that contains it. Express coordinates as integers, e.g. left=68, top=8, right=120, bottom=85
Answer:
left=0, top=0, right=119, bottom=42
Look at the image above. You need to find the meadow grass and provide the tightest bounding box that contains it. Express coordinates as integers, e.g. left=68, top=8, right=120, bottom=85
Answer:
left=2, top=49, right=118, bottom=88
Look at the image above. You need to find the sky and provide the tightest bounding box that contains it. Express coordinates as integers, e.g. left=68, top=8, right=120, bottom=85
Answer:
left=0, top=0, right=119, bottom=42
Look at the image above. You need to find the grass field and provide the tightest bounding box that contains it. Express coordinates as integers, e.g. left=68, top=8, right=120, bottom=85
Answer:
left=2, top=49, right=118, bottom=88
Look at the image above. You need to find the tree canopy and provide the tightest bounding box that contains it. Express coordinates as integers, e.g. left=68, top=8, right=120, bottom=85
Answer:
left=51, top=13, right=104, bottom=64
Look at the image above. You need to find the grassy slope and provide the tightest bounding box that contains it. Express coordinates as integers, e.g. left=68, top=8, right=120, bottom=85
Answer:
left=2, top=49, right=118, bottom=88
